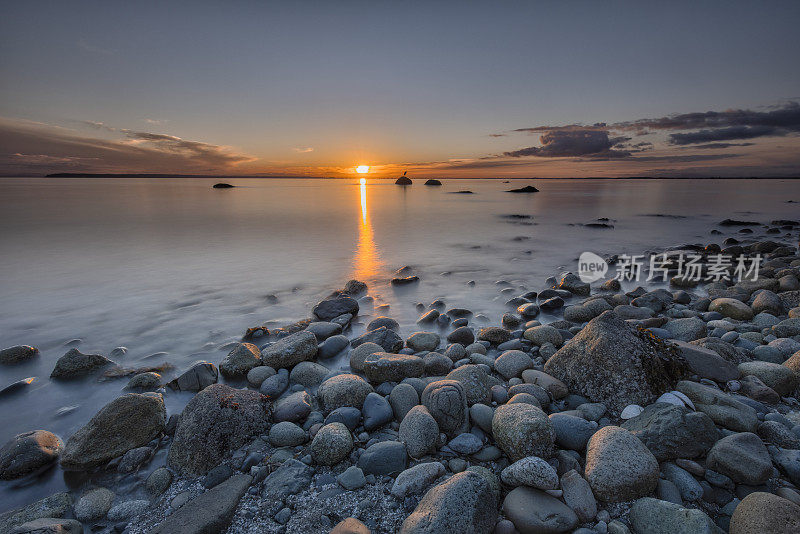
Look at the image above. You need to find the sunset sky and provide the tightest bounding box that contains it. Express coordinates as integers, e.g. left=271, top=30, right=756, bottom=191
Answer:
left=2, top=1, right=799, bottom=178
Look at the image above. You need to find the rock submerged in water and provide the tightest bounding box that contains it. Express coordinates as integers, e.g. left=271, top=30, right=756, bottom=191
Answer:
left=543, top=311, right=688, bottom=414
left=0, top=345, right=39, bottom=365
left=396, top=173, right=412, bottom=185
left=212, top=182, right=234, bottom=188
left=168, top=384, right=271, bottom=476
left=167, top=361, right=218, bottom=391
left=50, top=348, right=114, bottom=379
left=60, top=393, right=166, bottom=470
left=260, top=330, right=317, bottom=369
left=0, top=430, right=63, bottom=480
left=424, top=179, right=442, bottom=185
left=505, top=185, right=539, bottom=193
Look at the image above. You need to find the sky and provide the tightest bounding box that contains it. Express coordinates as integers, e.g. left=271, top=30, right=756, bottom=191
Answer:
left=1, top=1, right=799, bottom=178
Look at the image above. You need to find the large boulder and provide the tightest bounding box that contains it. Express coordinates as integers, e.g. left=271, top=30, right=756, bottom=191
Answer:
left=676, top=380, right=758, bottom=432
left=543, top=311, right=687, bottom=414
left=260, top=331, right=317, bottom=369
left=168, top=384, right=271, bottom=476
left=0, top=430, right=63, bottom=480
left=621, top=403, right=719, bottom=461
left=50, top=349, right=114, bottom=379
left=61, top=393, right=166, bottom=470
left=400, top=471, right=498, bottom=534
left=492, top=403, right=554, bottom=462
left=585, top=426, right=659, bottom=502
left=0, top=493, right=73, bottom=533
left=730, top=491, right=800, bottom=534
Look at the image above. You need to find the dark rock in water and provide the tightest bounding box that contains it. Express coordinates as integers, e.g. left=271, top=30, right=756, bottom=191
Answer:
left=149, top=473, right=252, bottom=534
left=392, top=275, right=420, bottom=286
left=584, top=222, right=614, bottom=229
left=424, top=179, right=442, bottom=185
left=50, top=348, right=114, bottom=379
left=342, top=279, right=368, bottom=295
left=212, top=183, right=234, bottom=188
left=0, top=377, right=36, bottom=397
left=543, top=311, right=688, bottom=414
left=168, top=384, right=271, bottom=476
left=719, top=218, right=760, bottom=226
left=167, top=361, right=218, bottom=391
left=0, top=345, right=39, bottom=365
left=219, top=342, right=261, bottom=378
left=450, top=190, right=474, bottom=194
left=506, top=185, right=539, bottom=193
left=396, top=175, right=412, bottom=185
left=61, top=393, right=166, bottom=470
left=0, top=492, right=73, bottom=533
left=351, top=326, right=404, bottom=353
left=260, top=331, right=317, bottom=369
left=0, top=430, right=63, bottom=480
left=313, top=295, right=359, bottom=321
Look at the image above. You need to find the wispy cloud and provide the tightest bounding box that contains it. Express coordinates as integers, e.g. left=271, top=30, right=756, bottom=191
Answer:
left=293, top=147, right=314, bottom=153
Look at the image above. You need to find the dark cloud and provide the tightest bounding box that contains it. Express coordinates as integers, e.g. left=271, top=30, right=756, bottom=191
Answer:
left=0, top=118, right=254, bottom=175
left=667, top=125, right=781, bottom=145
left=685, top=142, right=756, bottom=149
left=512, top=123, right=608, bottom=134
left=503, top=129, right=631, bottom=158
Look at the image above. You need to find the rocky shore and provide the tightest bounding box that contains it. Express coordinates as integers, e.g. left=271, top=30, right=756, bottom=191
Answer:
left=2, top=222, right=800, bottom=533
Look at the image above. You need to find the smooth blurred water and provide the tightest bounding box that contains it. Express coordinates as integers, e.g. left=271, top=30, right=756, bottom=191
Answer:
left=0, top=176, right=798, bottom=511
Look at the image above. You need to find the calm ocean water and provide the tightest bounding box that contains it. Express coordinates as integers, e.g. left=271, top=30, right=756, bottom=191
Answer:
left=0, top=176, right=798, bottom=511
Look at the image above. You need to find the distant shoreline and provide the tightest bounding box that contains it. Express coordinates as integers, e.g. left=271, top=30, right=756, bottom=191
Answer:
left=21, top=173, right=800, bottom=180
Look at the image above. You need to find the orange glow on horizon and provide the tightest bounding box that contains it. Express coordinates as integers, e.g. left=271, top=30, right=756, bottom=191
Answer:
left=356, top=165, right=369, bottom=174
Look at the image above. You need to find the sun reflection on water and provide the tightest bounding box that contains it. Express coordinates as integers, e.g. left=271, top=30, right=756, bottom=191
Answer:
left=353, top=179, right=381, bottom=280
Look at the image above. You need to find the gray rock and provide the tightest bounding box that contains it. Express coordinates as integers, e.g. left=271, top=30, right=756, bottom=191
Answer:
left=501, top=456, right=559, bottom=489
left=752, top=290, right=784, bottom=316
left=305, top=321, right=343, bottom=341
left=709, top=298, right=753, bottom=321
left=246, top=365, right=276, bottom=387
left=337, top=465, right=366, bottom=490
left=351, top=327, right=404, bottom=353
left=168, top=384, right=270, bottom=476
left=167, top=361, right=218, bottom=391
left=477, top=327, right=513, bottom=345
left=502, top=486, right=578, bottom=534
left=670, top=341, right=740, bottom=382
left=447, top=326, right=475, bottom=346
left=523, top=325, right=563, bottom=347
left=399, top=405, right=439, bottom=458
left=0, top=345, right=38, bottom=365
left=445, top=364, right=494, bottom=405
left=259, top=369, right=289, bottom=399
left=331, top=518, right=371, bottom=534
left=0, top=430, right=63, bottom=480
left=61, top=393, right=165, bottom=470
left=0, top=492, right=73, bottom=533
left=363, top=392, right=393, bottom=430
left=664, top=317, right=707, bottom=342
left=729, top=491, right=800, bottom=534
left=318, top=374, right=374, bottom=411
left=269, top=421, right=307, bottom=447
left=50, top=349, right=113, bottom=379
left=262, top=459, right=312, bottom=502
left=661, top=462, right=703, bottom=501
left=10, top=518, right=82, bottom=534
left=349, top=341, right=383, bottom=372
left=146, top=467, right=172, bottom=495
left=549, top=413, right=597, bottom=451
left=423, top=352, right=453, bottom=375
left=706, top=432, right=772, bottom=485
left=74, top=487, right=115, bottom=522
left=391, top=462, right=446, bottom=498
left=107, top=499, right=149, bottom=521
left=368, top=316, right=399, bottom=331
left=469, top=403, right=494, bottom=433
left=390, top=383, right=420, bottom=421
left=621, top=402, right=720, bottom=461
left=260, top=331, right=317, bottom=369
left=521, top=369, right=569, bottom=399
left=358, top=441, right=408, bottom=476
left=117, top=446, right=151, bottom=473
left=558, top=272, right=590, bottom=296
left=273, top=390, right=313, bottom=423
left=400, top=471, right=498, bottom=534
left=314, top=295, right=359, bottom=321
left=421, top=380, right=468, bottom=438
left=495, top=350, right=533, bottom=380
left=363, top=352, right=424, bottom=383
left=318, top=335, right=349, bottom=359
left=126, top=371, right=162, bottom=390
left=448, top=433, right=482, bottom=455
left=738, top=361, right=797, bottom=396
left=585, top=426, right=659, bottom=502
left=560, top=469, right=597, bottom=523
left=149, top=473, right=253, bottom=534
left=544, top=311, right=687, bottom=414
left=676, top=380, right=758, bottom=432
left=288, top=361, right=329, bottom=387
left=219, top=343, right=261, bottom=377
left=310, top=422, right=353, bottom=465
left=407, top=332, right=441, bottom=352
left=492, top=403, right=554, bottom=462
left=629, top=497, right=721, bottom=534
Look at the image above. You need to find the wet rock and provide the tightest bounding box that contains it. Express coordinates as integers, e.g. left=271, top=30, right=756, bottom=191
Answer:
left=447, top=326, right=475, bottom=346
left=423, top=352, right=452, bottom=375
left=706, top=432, right=772, bottom=485
left=263, top=458, right=312, bottom=503
left=621, top=403, right=719, bottom=461
left=318, top=374, right=374, bottom=411
left=167, top=384, right=270, bottom=476
left=670, top=341, right=740, bottom=382
left=219, top=342, right=261, bottom=377
left=0, top=430, right=63, bottom=480
left=502, top=486, right=578, bottom=534
left=730, top=491, right=800, bottom=534
left=74, top=487, right=114, bottom=522
left=0, top=492, right=73, bottom=533
left=117, top=445, right=151, bottom=473
left=400, top=471, right=498, bottom=534
left=0, top=345, right=38, bottom=365
left=522, top=369, right=568, bottom=399
left=676, top=380, right=758, bottom=432
left=146, top=467, right=172, bottom=495
left=149, top=473, right=253, bottom=534
left=557, top=272, right=590, bottom=296
left=269, top=421, right=307, bottom=447
left=351, top=326, right=404, bottom=353
left=50, top=348, right=114, bottom=379
left=358, top=441, right=408, bottom=476
left=337, top=465, right=366, bottom=490
left=349, top=342, right=383, bottom=372
left=664, top=317, right=707, bottom=342
left=313, top=295, right=359, bottom=321
left=107, top=499, right=149, bottom=521
left=272, top=390, right=312, bottom=423
left=523, top=325, right=563, bottom=347
left=363, top=392, right=393, bottom=430
left=389, top=383, right=419, bottom=421
left=167, top=361, right=218, bottom=391
left=61, top=393, right=165, bottom=470
left=477, top=327, right=512, bottom=345
left=289, top=361, right=329, bottom=387
left=310, top=422, right=353, bottom=465
left=363, top=352, right=424, bottom=383
left=544, top=311, right=688, bottom=414
left=549, top=413, right=597, bottom=451
left=585, top=426, right=659, bottom=502
left=306, top=321, right=343, bottom=341
left=492, top=403, right=554, bottom=462
left=407, top=332, right=440, bottom=352
left=260, top=331, right=317, bottom=369
left=126, top=371, right=162, bottom=390
left=259, top=369, right=289, bottom=398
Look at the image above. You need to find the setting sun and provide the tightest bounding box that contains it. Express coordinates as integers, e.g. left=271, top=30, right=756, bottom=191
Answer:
left=356, top=165, right=369, bottom=174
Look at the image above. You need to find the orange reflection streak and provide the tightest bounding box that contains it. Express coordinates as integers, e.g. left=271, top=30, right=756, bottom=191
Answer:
left=353, top=180, right=381, bottom=280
